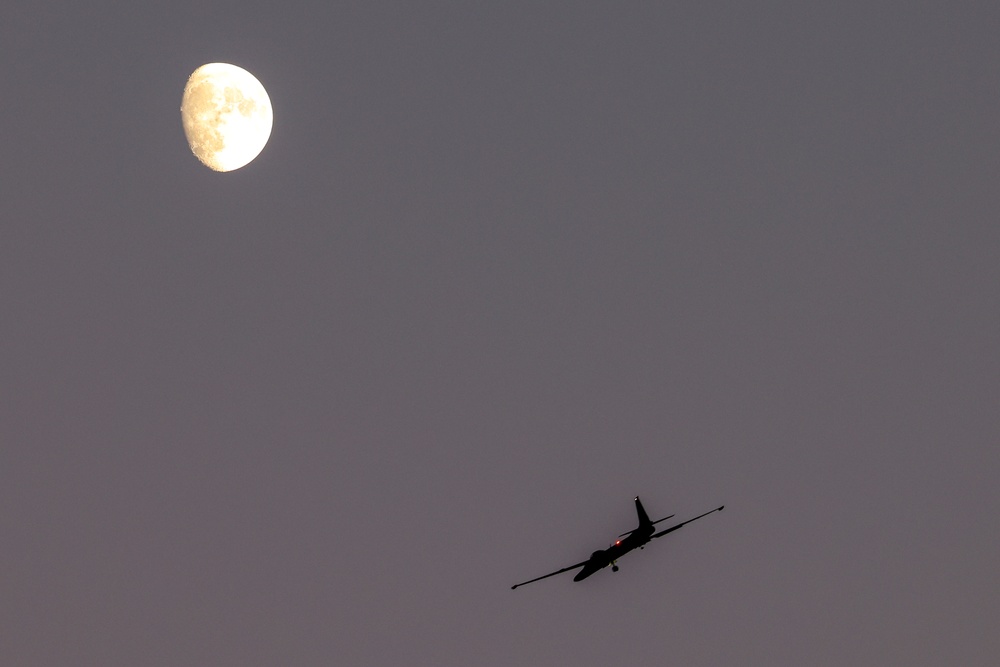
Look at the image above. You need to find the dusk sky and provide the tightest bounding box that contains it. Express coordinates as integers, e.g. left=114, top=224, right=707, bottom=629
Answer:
left=2, top=2, right=998, bottom=665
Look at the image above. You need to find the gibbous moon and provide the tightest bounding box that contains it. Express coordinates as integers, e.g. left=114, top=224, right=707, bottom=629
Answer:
left=180, top=63, right=273, bottom=172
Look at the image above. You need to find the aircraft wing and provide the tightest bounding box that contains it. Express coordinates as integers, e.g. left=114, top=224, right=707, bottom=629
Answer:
left=619, top=513, right=675, bottom=537
left=651, top=505, right=724, bottom=539
left=511, top=560, right=589, bottom=589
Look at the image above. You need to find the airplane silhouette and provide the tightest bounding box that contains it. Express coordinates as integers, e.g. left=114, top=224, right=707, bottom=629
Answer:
left=511, top=497, right=723, bottom=589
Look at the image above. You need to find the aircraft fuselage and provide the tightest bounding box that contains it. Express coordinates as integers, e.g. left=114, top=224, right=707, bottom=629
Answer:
left=572, top=523, right=654, bottom=581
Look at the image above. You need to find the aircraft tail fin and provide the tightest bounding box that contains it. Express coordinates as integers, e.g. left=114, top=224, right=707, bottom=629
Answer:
left=634, top=496, right=652, bottom=528
left=618, top=497, right=675, bottom=537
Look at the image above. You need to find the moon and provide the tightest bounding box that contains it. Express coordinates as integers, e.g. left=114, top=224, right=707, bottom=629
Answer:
left=180, top=63, right=273, bottom=172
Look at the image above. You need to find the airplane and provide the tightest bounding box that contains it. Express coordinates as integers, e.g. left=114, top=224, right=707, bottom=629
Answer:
left=511, top=497, right=724, bottom=589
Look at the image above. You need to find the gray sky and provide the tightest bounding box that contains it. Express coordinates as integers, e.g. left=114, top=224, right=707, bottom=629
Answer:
left=2, top=2, right=998, bottom=665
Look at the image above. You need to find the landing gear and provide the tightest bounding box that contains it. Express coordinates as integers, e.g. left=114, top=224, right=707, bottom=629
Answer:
left=612, top=564, right=619, bottom=572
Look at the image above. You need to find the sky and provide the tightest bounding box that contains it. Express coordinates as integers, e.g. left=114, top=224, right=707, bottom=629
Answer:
left=2, top=2, right=998, bottom=665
